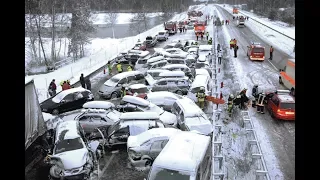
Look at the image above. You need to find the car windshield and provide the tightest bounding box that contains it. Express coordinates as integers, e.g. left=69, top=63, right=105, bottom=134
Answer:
left=280, top=103, right=295, bottom=110
left=195, top=63, right=205, bottom=68
left=159, top=32, right=165, bottom=35
left=199, top=50, right=210, bottom=54
left=132, top=87, right=148, bottom=93
left=107, top=121, right=121, bottom=136
left=149, top=167, right=190, bottom=180
left=52, top=92, right=66, bottom=103
left=253, top=48, right=264, bottom=53
left=54, top=137, right=84, bottom=154
left=110, top=77, right=120, bottom=83
left=145, top=104, right=164, bottom=115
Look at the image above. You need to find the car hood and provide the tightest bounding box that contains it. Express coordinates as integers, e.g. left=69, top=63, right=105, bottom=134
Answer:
left=99, top=84, right=115, bottom=92
left=160, top=111, right=177, bottom=125
left=187, top=121, right=213, bottom=136
left=40, top=98, right=57, bottom=109
left=54, top=148, right=88, bottom=170
left=127, top=136, right=139, bottom=148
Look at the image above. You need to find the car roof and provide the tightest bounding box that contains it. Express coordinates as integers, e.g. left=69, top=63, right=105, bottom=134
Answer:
left=195, top=69, right=210, bottom=76
left=147, top=69, right=170, bottom=73
left=129, top=84, right=148, bottom=89
left=83, top=101, right=115, bottom=109
left=55, top=121, right=80, bottom=143
left=198, top=45, right=212, bottom=50
left=120, top=112, right=159, bottom=120
left=147, top=56, right=165, bottom=64
left=112, top=71, right=142, bottom=79
left=191, top=75, right=209, bottom=89
left=156, top=77, right=188, bottom=82
left=147, top=91, right=180, bottom=99
left=153, top=131, right=210, bottom=172
left=175, top=99, right=206, bottom=117
left=133, top=128, right=181, bottom=144
left=165, top=48, right=182, bottom=51
left=150, top=60, right=168, bottom=65
left=122, top=95, right=150, bottom=106
left=162, top=64, right=189, bottom=69
left=52, top=87, right=89, bottom=102
left=277, top=94, right=295, bottom=103
left=159, top=71, right=185, bottom=77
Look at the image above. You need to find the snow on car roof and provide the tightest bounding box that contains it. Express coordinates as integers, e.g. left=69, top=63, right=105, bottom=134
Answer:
left=198, top=45, right=212, bottom=51
left=42, top=112, right=55, bottom=122
left=147, top=69, right=169, bottom=73
left=198, top=54, right=208, bottom=61
left=120, top=112, right=159, bottom=120
left=188, top=47, right=198, bottom=52
left=111, top=71, right=142, bottom=80
left=162, top=64, right=189, bottom=69
left=122, top=95, right=150, bottom=107
left=147, top=56, right=165, bottom=64
left=52, top=87, right=88, bottom=103
left=195, top=69, right=210, bottom=77
left=120, top=120, right=164, bottom=131
left=159, top=71, right=185, bottom=77
left=82, top=101, right=115, bottom=109
left=147, top=91, right=181, bottom=100
left=128, top=50, right=150, bottom=57
left=55, top=121, right=80, bottom=143
left=165, top=48, right=183, bottom=51
left=133, top=128, right=181, bottom=146
left=156, top=77, right=188, bottom=82
left=153, top=131, right=210, bottom=172
left=191, top=75, right=209, bottom=89
left=277, top=94, right=295, bottom=103
left=150, top=60, right=168, bottom=66
left=129, top=84, right=148, bottom=89
left=175, top=98, right=207, bottom=117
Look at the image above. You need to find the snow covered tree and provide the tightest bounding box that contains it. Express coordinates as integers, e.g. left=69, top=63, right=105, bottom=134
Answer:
left=106, top=13, right=119, bottom=38
left=129, top=12, right=150, bottom=35
left=69, top=0, right=95, bottom=59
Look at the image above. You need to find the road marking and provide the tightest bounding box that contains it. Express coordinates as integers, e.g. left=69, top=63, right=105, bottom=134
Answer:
left=99, top=153, right=116, bottom=180
left=267, top=60, right=278, bottom=71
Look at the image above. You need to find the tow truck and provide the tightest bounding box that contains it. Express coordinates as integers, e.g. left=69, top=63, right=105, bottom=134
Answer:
left=247, top=42, right=265, bottom=61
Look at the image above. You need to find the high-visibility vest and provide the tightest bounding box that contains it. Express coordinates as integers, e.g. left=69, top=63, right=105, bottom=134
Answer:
left=127, top=66, right=132, bottom=71
left=197, top=92, right=205, bottom=102
left=116, top=64, right=122, bottom=72
left=230, top=41, right=234, bottom=45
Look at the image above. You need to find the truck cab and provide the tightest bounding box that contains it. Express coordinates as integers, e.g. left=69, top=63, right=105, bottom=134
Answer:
left=247, top=42, right=265, bottom=61
left=164, top=21, right=177, bottom=35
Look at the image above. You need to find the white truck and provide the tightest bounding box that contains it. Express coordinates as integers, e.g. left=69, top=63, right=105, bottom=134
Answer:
left=280, top=59, right=295, bottom=90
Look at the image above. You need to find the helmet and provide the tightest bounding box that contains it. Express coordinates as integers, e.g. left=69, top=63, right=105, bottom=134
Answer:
left=230, top=94, right=234, bottom=98
left=200, top=86, right=205, bottom=91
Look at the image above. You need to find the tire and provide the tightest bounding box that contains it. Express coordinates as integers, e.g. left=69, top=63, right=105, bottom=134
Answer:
left=144, top=158, right=153, bottom=167
left=52, top=109, right=59, bottom=115
left=111, top=92, right=118, bottom=99
left=176, top=90, right=183, bottom=95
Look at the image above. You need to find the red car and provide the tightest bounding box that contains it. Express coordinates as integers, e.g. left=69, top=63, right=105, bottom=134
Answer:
left=132, top=42, right=147, bottom=51
left=247, top=42, right=265, bottom=61
left=266, top=90, right=295, bottom=121
left=126, top=84, right=150, bottom=99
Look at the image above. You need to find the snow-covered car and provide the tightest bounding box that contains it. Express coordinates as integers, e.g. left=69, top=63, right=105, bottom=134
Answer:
left=132, top=42, right=147, bottom=51
left=164, top=48, right=188, bottom=57
left=148, top=60, right=169, bottom=70
left=198, top=45, right=213, bottom=56
left=125, top=50, right=150, bottom=64
left=150, top=77, right=191, bottom=95
left=195, top=68, right=211, bottom=78
left=161, top=64, right=191, bottom=73
left=137, top=56, right=165, bottom=71
left=154, top=48, right=186, bottom=59
left=195, top=60, right=210, bottom=69
left=158, top=71, right=186, bottom=79
left=127, top=128, right=181, bottom=167
left=157, top=31, right=169, bottom=41
left=144, top=69, right=170, bottom=80
left=171, top=98, right=213, bottom=136
left=83, top=101, right=116, bottom=110
left=165, top=58, right=186, bottom=65
left=185, top=54, right=197, bottom=67
left=48, top=121, right=99, bottom=179
left=126, top=84, right=151, bottom=99
left=197, top=53, right=209, bottom=63
left=116, top=96, right=177, bottom=126
left=147, top=91, right=192, bottom=112
left=75, top=108, right=121, bottom=135
left=42, top=112, right=63, bottom=131
left=187, top=75, right=213, bottom=102
left=40, top=87, right=94, bottom=115
left=163, top=43, right=177, bottom=49
left=188, top=47, right=199, bottom=55
left=104, top=112, right=168, bottom=147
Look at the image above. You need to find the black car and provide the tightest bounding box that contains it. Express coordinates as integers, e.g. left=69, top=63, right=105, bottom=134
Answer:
left=40, top=87, right=94, bottom=115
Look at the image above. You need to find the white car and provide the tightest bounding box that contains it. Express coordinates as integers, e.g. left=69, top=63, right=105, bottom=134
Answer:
left=157, top=31, right=169, bottom=41
left=188, top=47, right=198, bottom=55
left=164, top=48, right=188, bottom=57
left=198, top=45, right=213, bottom=57
left=147, top=91, right=193, bottom=112
left=127, top=128, right=181, bottom=167
left=161, top=64, right=191, bottom=73
left=42, top=112, right=63, bottom=131
left=117, top=96, right=178, bottom=126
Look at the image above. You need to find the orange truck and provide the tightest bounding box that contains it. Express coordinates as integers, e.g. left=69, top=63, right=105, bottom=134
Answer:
left=194, top=22, right=206, bottom=36
left=279, top=59, right=295, bottom=90
left=233, top=7, right=239, bottom=14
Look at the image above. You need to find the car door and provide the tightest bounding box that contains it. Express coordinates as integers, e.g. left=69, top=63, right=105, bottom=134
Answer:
left=269, top=96, right=280, bottom=114
left=59, top=93, right=76, bottom=112
left=111, top=126, right=130, bottom=145
left=167, top=80, right=178, bottom=92
left=149, top=139, right=169, bottom=159
left=152, top=80, right=167, bottom=92
left=164, top=97, right=177, bottom=111
left=178, top=111, right=187, bottom=131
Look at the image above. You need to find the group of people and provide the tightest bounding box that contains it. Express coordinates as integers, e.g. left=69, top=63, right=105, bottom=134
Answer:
left=178, top=26, right=187, bottom=33
left=233, top=16, right=249, bottom=20
left=80, top=74, right=91, bottom=91
left=227, top=88, right=250, bottom=115
left=115, top=61, right=133, bottom=74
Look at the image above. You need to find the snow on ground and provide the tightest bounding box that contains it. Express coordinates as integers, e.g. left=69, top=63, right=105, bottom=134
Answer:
left=218, top=4, right=295, bottom=58
left=26, top=7, right=203, bottom=103
left=213, top=5, right=284, bottom=179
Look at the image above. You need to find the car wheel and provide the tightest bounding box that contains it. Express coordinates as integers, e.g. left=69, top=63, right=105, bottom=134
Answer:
left=144, top=158, right=153, bottom=167
left=52, top=109, right=59, bottom=115
left=111, top=92, right=118, bottom=99
left=176, top=90, right=183, bottom=95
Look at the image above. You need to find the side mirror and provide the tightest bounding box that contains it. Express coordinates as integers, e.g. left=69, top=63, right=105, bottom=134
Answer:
left=61, top=100, right=66, bottom=103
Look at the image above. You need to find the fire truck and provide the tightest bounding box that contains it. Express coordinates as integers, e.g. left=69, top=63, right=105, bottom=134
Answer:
left=233, top=7, right=239, bottom=14
left=164, top=21, right=177, bottom=35
left=194, top=22, right=206, bottom=36
left=247, top=42, right=265, bottom=61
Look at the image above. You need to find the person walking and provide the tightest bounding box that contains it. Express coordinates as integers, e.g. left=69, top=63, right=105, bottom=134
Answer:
left=48, top=79, right=57, bottom=97
left=196, top=33, right=199, bottom=41
left=85, top=77, right=91, bottom=91
left=218, top=50, right=223, bottom=65
left=208, top=37, right=212, bottom=45
left=196, top=87, right=206, bottom=110
left=116, top=61, right=123, bottom=73
left=200, top=33, right=204, bottom=40
left=256, top=93, right=266, bottom=114
left=206, top=32, right=209, bottom=41
left=108, top=62, right=112, bottom=76
left=80, top=74, right=86, bottom=88
left=234, top=45, right=239, bottom=58
left=120, top=86, right=127, bottom=98
left=127, top=65, right=132, bottom=72
left=217, top=43, right=221, bottom=51
left=269, top=46, right=274, bottom=60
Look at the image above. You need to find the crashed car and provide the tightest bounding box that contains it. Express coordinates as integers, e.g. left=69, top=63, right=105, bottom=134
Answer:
left=133, top=41, right=147, bottom=51
left=126, top=84, right=151, bottom=99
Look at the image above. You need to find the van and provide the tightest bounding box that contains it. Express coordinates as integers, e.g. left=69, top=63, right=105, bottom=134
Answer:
left=280, top=59, right=295, bottom=89
left=266, top=90, right=295, bottom=121
left=171, top=98, right=213, bottom=135
left=146, top=131, right=212, bottom=180
left=157, top=31, right=169, bottom=41
left=187, top=75, right=212, bottom=102
left=98, top=71, right=146, bottom=99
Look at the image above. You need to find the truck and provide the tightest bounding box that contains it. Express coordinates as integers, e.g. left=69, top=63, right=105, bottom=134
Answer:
left=164, top=21, right=177, bottom=35
left=237, top=16, right=245, bottom=27
left=280, top=59, right=295, bottom=90
left=194, top=22, right=206, bottom=36
left=233, top=7, right=239, bottom=14
left=145, top=35, right=158, bottom=48
left=25, top=79, right=49, bottom=172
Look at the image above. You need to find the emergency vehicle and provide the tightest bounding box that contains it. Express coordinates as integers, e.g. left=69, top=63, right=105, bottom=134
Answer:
left=194, top=22, right=206, bottom=36
left=247, top=42, right=265, bottom=61
left=233, top=7, right=239, bottom=14
left=266, top=90, right=295, bottom=121
left=280, top=59, right=295, bottom=90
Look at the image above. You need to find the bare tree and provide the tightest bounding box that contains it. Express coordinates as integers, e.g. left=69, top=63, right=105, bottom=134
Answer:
left=105, top=13, right=118, bottom=38
left=128, top=13, right=149, bottom=35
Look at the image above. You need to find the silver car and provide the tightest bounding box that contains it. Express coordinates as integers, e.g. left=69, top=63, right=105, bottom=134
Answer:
left=127, top=128, right=181, bottom=167
left=150, top=77, right=191, bottom=95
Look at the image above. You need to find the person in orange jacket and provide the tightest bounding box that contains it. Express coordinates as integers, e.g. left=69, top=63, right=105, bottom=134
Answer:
left=62, top=81, right=71, bottom=91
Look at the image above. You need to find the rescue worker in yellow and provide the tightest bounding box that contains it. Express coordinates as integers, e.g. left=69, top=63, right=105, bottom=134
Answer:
left=127, top=65, right=132, bottom=71
left=196, top=86, right=206, bottom=110
left=60, top=80, right=64, bottom=87
left=230, top=39, right=235, bottom=49
left=120, top=86, right=127, bottom=98
left=194, top=41, right=198, bottom=46
left=208, top=37, right=212, bottom=45
left=227, top=94, right=235, bottom=116
left=107, top=62, right=112, bottom=75
left=116, top=61, right=122, bottom=73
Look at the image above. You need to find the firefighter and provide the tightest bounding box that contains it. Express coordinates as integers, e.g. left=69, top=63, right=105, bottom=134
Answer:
left=196, top=86, right=206, bottom=110
left=221, top=20, right=224, bottom=25
left=120, top=86, right=126, bottom=98
left=227, top=94, right=234, bottom=115
left=234, top=44, right=239, bottom=58
left=200, top=33, right=204, bottom=40
left=269, top=46, right=274, bottom=60
left=60, top=80, right=64, bottom=87
left=196, top=33, right=199, bottom=41
left=233, top=38, right=237, bottom=45
left=256, top=93, right=266, bottom=114
left=127, top=65, right=132, bottom=72
left=116, top=61, right=122, bottom=73
left=108, top=62, right=112, bottom=75
left=194, top=41, right=198, bottom=46
left=208, top=37, right=212, bottom=45
left=206, top=32, right=209, bottom=41
left=240, top=88, right=249, bottom=110
left=229, top=39, right=234, bottom=49
left=251, top=85, right=259, bottom=108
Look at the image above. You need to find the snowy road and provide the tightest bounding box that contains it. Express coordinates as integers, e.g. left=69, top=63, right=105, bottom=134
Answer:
left=214, top=5, right=295, bottom=180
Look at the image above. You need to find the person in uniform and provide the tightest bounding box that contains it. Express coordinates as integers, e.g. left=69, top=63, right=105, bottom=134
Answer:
left=196, top=87, right=206, bottom=110
left=256, top=93, right=266, bottom=114
left=116, top=61, right=123, bottom=73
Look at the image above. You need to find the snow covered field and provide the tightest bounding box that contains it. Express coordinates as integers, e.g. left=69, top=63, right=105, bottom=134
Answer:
left=218, top=4, right=295, bottom=58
